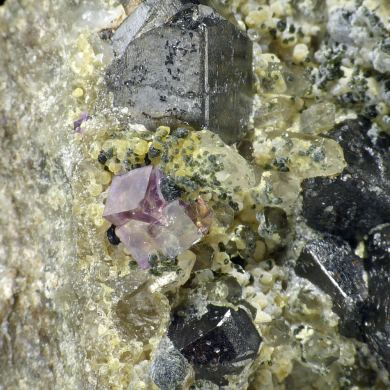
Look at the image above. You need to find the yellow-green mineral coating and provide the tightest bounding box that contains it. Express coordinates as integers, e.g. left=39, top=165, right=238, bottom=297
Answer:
left=0, top=0, right=389, bottom=389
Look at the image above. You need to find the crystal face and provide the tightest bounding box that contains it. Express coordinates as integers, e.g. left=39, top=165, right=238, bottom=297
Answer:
left=111, top=0, right=185, bottom=57
left=168, top=304, right=262, bottom=385
left=106, top=3, right=253, bottom=144
left=300, top=118, right=390, bottom=366
left=295, top=234, right=367, bottom=338
left=302, top=117, right=390, bottom=242
left=103, top=166, right=210, bottom=268
left=363, top=224, right=390, bottom=368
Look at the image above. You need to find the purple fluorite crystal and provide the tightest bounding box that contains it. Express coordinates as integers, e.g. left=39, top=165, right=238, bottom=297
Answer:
left=74, top=111, right=91, bottom=133
left=103, top=166, right=210, bottom=269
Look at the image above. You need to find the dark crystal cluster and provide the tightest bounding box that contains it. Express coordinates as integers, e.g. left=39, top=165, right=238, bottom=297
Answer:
left=168, top=304, right=262, bottom=385
left=302, top=117, right=390, bottom=242
left=299, top=118, right=390, bottom=368
left=106, top=1, right=253, bottom=144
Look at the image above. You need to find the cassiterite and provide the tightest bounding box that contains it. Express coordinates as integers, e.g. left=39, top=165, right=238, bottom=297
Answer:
left=103, top=165, right=211, bottom=269
left=168, top=304, right=262, bottom=385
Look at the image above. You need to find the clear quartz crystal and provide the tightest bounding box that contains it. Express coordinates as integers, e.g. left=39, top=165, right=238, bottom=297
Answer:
left=300, top=102, right=336, bottom=134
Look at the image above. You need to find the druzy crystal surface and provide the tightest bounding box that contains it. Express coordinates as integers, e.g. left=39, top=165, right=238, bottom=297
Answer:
left=103, top=165, right=207, bottom=268
left=106, top=3, right=253, bottom=144
left=168, top=304, right=262, bottom=385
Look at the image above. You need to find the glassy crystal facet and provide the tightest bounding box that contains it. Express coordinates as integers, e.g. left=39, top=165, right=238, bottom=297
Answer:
left=168, top=304, right=262, bottom=385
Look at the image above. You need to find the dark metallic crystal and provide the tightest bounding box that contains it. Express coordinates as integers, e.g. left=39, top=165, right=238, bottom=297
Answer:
left=106, top=4, right=253, bottom=144
left=168, top=304, right=261, bottom=385
left=302, top=117, right=390, bottom=242
left=295, top=234, right=367, bottom=338
left=112, top=0, right=185, bottom=57
left=106, top=224, right=121, bottom=245
left=362, top=224, right=390, bottom=367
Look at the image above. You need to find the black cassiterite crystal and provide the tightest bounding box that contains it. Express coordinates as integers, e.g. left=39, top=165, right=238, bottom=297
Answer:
left=295, top=234, right=367, bottom=339
left=300, top=117, right=390, bottom=367
left=106, top=224, right=121, bottom=245
left=362, top=224, right=390, bottom=367
left=168, top=304, right=262, bottom=385
left=302, top=117, right=390, bottom=243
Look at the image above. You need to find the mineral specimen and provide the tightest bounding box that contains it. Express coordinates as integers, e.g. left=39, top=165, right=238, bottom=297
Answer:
left=3, top=0, right=390, bottom=388
left=257, top=206, right=288, bottom=249
left=103, top=165, right=210, bottom=268
left=168, top=304, right=262, bottom=385
left=302, top=117, right=390, bottom=242
left=106, top=3, right=253, bottom=144
left=295, top=234, right=367, bottom=338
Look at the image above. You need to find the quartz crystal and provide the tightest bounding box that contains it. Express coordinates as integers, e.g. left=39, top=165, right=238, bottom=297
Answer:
left=300, top=102, right=336, bottom=134
left=106, top=3, right=253, bottom=144
left=103, top=166, right=209, bottom=268
left=168, top=304, right=262, bottom=385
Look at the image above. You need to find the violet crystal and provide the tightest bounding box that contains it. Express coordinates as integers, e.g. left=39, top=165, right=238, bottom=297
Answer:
left=74, top=111, right=91, bottom=133
left=103, top=166, right=210, bottom=269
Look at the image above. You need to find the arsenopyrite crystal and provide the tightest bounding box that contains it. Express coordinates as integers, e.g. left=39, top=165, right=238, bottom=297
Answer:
left=295, top=234, right=367, bottom=338
left=168, top=304, right=262, bottom=385
left=302, top=117, right=390, bottom=242
left=112, top=0, right=185, bottom=57
left=103, top=166, right=211, bottom=268
left=106, top=3, right=253, bottom=144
